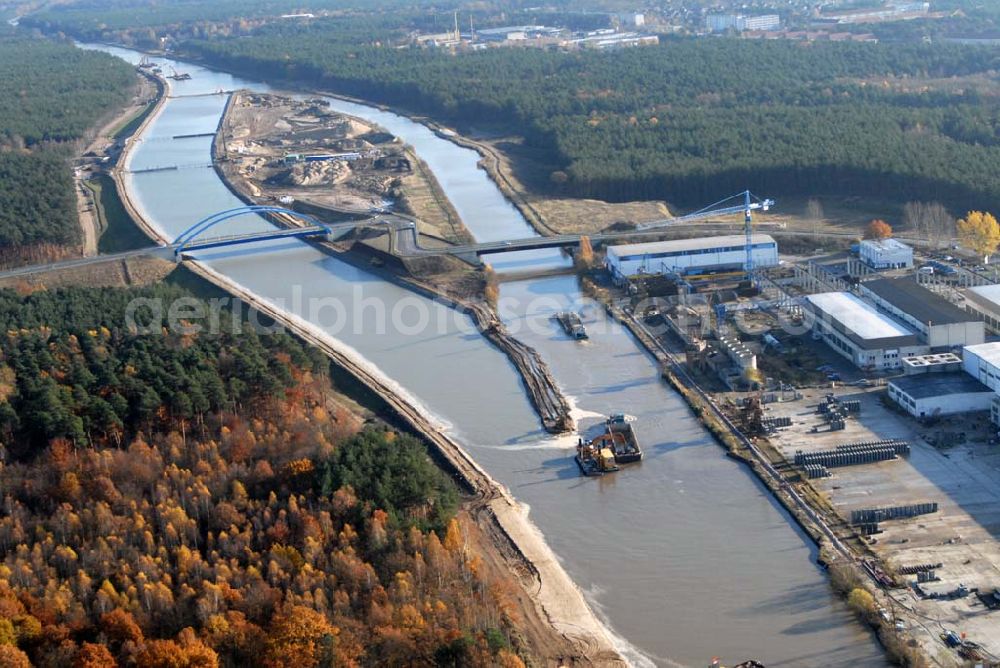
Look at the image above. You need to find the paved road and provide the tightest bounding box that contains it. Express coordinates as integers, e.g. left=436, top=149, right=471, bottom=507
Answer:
left=0, top=246, right=173, bottom=281
left=0, top=213, right=939, bottom=282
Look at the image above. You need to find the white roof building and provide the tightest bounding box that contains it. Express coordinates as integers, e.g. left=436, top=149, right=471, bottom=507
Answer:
left=806, top=292, right=913, bottom=340
left=805, top=292, right=928, bottom=370
left=605, top=234, right=778, bottom=279
left=860, top=238, right=913, bottom=269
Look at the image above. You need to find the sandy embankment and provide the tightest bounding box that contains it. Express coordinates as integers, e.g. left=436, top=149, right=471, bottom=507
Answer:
left=111, top=70, right=627, bottom=666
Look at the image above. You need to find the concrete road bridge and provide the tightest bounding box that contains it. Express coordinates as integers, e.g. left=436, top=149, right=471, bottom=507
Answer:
left=0, top=202, right=880, bottom=282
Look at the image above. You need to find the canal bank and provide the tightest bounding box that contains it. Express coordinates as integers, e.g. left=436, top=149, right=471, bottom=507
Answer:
left=84, top=43, right=889, bottom=667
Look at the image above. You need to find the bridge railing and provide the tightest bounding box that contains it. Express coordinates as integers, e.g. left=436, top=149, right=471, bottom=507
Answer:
left=173, top=205, right=329, bottom=255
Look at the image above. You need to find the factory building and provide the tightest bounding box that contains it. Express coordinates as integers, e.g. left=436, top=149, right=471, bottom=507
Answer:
left=962, top=285, right=1000, bottom=332
left=604, top=234, right=778, bottom=280
left=858, top=277, right=985, bottom=350
left=887, top=373, right=994, bottom=420
left=805, top=292, right=928, bottom=370
left=859, top=238, right=913, bottom=269
left=962, top=342, right=1000, bottom=393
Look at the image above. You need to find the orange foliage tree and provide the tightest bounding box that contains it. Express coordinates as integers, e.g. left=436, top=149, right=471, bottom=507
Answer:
left=864, top=219, right=893, bottom=239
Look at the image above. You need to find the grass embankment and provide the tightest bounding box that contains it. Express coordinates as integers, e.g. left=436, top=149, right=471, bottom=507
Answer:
left=112, top=97, right=157, bottom=140
left=83, top=174, right=155, bottom=253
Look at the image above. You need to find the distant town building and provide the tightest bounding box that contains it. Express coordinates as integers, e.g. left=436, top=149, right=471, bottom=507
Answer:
left=859, top=238, right=913, bottom=270
left=567, top=32, right=659, bottom=50
left=475, top=25, right=561, bottom=42
left=616, top=13, right=645, bottom=28
left=706, top=13, right=781, bottom=33
left=742, top=30, right=878, bottom=43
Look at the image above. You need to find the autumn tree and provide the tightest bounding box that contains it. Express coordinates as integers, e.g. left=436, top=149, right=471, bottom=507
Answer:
left=72, top=643, right=117, bottom=668
left=0, top=644, right=30, bottom=668
left=576, top=235, right=595, bottom=270
left=847, top=587, right=877, bottom=623
left=864, top=219, right=892, bottom=240
left=483, top=264, right=499, bottom=307
left=958, top=210, right=1000, bottom=262
left=264, top=605, right=338, bottom=668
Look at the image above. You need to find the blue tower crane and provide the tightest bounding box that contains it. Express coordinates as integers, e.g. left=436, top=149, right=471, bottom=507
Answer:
left=637, top=190, right=775, bottom=278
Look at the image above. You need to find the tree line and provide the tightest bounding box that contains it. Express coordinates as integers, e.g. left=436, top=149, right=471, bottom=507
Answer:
left=0, top=282, right=528, bottom=666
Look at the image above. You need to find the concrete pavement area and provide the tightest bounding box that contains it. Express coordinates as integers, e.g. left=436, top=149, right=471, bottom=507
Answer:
left=763, top=384, right=1000, bottom=663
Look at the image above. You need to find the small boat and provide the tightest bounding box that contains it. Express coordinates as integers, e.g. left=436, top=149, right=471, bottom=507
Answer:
left=554, top=311, right=588, bottom=340
left=576, top=439, right=618, bottom=476
left=590, top=413, right=643, bottom=464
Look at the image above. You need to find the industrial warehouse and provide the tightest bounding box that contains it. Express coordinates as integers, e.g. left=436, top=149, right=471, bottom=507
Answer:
left=858, top=277, right=985, bottom=349
left=604, top=233, right=778, bottom=280
left=887, top=373, right=994, bottom=419
left=805, top=291, right=928, bottom=370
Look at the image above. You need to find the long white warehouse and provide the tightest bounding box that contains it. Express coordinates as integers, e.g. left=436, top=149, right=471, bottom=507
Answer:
left=605, top=234, right=778, bottom=280
left=858, top=277, right=984, bottom=349
left=806, top=291, right=928, bottom=370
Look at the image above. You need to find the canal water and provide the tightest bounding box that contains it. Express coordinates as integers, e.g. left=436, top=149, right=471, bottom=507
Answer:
left=85, top=44, right=886, bottom=667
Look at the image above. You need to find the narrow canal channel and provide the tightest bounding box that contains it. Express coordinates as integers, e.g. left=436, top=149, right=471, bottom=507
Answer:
left=86, top=44, right=887, bottom=667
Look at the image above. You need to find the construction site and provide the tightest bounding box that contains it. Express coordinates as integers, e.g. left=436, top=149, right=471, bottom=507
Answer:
left=215, top=91, right=469, bottom=243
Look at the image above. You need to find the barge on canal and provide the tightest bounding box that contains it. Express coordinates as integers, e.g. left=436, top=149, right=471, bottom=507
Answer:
left=590, top=413, right=643, bottom=464
left=554, top=311, right=588, bottom=340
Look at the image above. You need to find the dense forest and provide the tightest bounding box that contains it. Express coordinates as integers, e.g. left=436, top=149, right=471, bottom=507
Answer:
left=0, top=34, right=134, bottom=263
left=179, top=25, right=1000, bottom=209
left=0, top=37, right=135, bottom=146
left=0, top=283, right=528, bottom=666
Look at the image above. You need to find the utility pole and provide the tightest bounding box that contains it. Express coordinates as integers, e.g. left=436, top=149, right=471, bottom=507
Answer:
left=454, top=11, right=460, bottom=41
